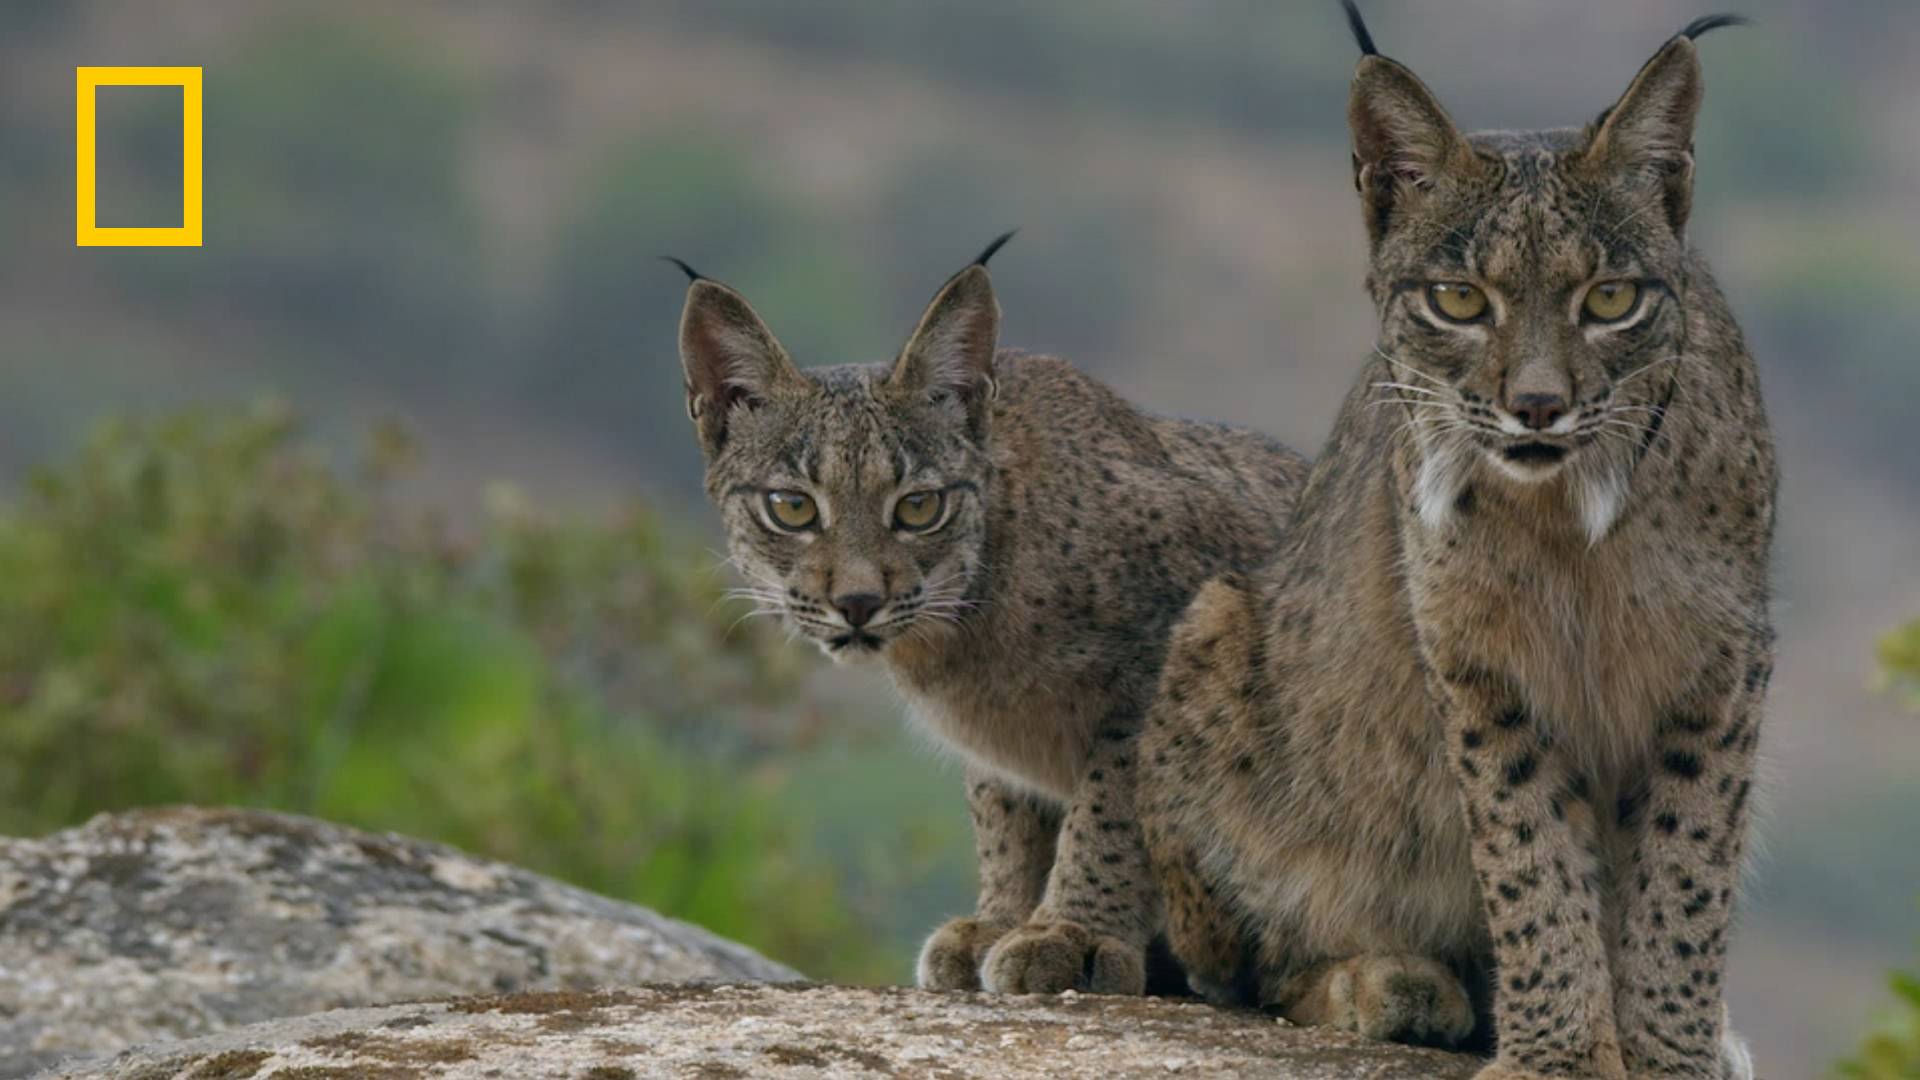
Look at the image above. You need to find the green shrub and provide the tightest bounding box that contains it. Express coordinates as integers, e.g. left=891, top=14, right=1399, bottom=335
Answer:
left=1834, top=621, right=1920, bottom=1078
left=0, top=405, right=900, bottom=979
left=1838, top=966, right=1920, bottom=1079
left=1880, top=620, right=1920, bottom=711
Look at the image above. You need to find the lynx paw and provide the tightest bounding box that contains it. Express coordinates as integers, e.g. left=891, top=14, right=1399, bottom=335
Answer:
left=915, top=917, right=1012, bottom=991
left=1185, top=970, right=1242, bottom=1007
left=981, top=919, right=1146, bottom=995
left=1472, top=1067, right=1561, bottom=1080
left=1477, top=1056, right=1627, bottom=1080
left=1279, top=954, right=1476, bottom=1048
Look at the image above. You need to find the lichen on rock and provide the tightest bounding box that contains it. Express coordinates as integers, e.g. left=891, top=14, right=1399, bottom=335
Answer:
left=48, top=983, right=1483, bottom=1079
left=0, top=807, right=799, bottom=1078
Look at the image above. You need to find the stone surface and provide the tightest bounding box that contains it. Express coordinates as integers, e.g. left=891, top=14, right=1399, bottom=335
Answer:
left=0, top=807, right=800, bottom=1078
left=49, top=983, right=1484, bottom=1079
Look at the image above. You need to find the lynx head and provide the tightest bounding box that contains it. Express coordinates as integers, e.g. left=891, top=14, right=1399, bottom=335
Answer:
left=1342, top=3, right=1745, bottom=543
left=676, top=236, right=1011, bottom=661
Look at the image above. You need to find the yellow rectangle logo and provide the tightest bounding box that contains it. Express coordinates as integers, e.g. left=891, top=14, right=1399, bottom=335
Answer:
left=76, top=66, right=203, bottom=247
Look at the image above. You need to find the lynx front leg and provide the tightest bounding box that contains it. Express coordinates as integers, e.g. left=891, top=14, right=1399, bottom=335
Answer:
left=983, top=719, right=1158, bottom=995
left=1441, top=667, right=1626, bottom=1080
left=916, top=770, right=1060, bottom=990
left=1615, top=647, right=1768, bottom=1080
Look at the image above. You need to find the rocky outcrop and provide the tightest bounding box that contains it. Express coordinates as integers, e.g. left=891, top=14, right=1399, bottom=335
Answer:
left=49, top=983, right=1483, bottom=1079
left=4, top=807, right=1486, bottom=1078
left=0, top=807, right=799, bottom=1078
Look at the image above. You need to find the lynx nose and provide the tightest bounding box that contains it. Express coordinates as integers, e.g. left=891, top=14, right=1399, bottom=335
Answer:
left=1508, top=392, right=1569, bottom=432
left=833, top=593, right=884, bottom=628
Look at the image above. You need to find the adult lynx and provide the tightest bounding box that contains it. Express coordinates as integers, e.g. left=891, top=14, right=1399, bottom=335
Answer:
left=1141, top=9, right=1770, bottom=1079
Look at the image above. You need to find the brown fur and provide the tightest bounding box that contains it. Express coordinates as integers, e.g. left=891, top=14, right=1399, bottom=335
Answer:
left=678, top=249, right=1307, bottom=994
left=1141, top=16, right=1768, bottom=1080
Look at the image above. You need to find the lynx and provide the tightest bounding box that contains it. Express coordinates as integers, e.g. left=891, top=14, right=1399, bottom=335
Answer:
left=675, top=238, right=1307, bottom=995
left=1140, top=9, right=1770, bottom=1079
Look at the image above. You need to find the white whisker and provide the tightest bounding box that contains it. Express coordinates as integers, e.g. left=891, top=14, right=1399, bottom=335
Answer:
left=1371, top=381, right=1448, bottom=399
left=1613, top=354, right=1680, bottom=389
left=1373, top=346, right=1450, bottom=389
left=724, top=605, right=784, bottom=638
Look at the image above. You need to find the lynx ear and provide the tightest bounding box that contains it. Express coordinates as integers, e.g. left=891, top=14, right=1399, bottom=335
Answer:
left=1584, top=16, right=1745, bottom=234
left=676, top=269, right=805, bottom=455
left=888, top=235, right=1007, bottom=435
left=1348, top=54, right=1474, bottom=243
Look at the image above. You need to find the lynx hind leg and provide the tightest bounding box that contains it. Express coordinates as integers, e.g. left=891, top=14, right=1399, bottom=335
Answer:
left=1140, top=575, right=1263, bottom=1004
left=1267, top=954, right=1477, bottom=1050
left=1146, top=818, right=1248, bottom=1005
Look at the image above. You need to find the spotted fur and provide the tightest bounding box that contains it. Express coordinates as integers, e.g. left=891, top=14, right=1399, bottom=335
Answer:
left=1141, top=13, right=1769, bottom=1079
left=678, top=249, right=1308, bottom=995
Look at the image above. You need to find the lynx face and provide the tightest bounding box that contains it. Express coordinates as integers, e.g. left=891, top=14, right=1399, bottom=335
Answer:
left=1351, top=26, right=1714, bottom=541
left=707, top=366, right=990, bottom=659
left=676, top=246, right=1004, bottom=660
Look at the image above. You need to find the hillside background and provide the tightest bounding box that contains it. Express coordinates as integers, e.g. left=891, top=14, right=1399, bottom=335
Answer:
left=1, top=2, right=1915, bottom=1075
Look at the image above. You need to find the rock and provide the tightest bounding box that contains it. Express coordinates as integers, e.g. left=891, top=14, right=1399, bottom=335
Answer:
left=48, top=984, right=1484, bottom=1079
left=0, top=807, right=800, bottom=1078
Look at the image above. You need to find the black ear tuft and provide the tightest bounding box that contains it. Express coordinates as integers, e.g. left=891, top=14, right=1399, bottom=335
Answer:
left=660, top=255, right=705, bottom=283
left=1341, top=0, right=1379, bottom=57
left=973, top=229, right=1018, bottom=268
left=1681, top=13, right=1751, bottom=40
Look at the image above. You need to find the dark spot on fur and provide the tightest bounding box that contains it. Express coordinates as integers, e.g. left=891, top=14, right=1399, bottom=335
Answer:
left=1661, top=751, right=1704, bottom=780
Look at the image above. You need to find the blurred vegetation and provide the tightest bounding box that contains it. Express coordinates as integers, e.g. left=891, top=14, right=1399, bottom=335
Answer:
left=649, top=0, right=1334, bottom=135
left=534, top=131, right=872, bottom=484
left=1835, top=624, right=1920, bottom=1079
left=0, top=406, right=964, bottom=981
left=97, top=17, right=492, bottom=379
left=1881, top=621, right=1920, bottom=711
left=1838, top=964, right=1920, bottom=1079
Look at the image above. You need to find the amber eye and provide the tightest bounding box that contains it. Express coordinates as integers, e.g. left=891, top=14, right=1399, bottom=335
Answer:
left=893, top=490, right=944, bottom=531
left=765, top=491, right=818, bottom=531
left=1428, top=282, right=1489, bottom=323
left=1583, top=280, right=1641, bottom=323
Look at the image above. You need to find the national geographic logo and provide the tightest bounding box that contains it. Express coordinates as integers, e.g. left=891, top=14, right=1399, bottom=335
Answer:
left=75, top=67, right=203, bottom=247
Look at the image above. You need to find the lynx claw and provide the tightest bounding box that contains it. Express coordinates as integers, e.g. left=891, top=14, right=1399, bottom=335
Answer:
left=981, top=919, right=1146, bottom=995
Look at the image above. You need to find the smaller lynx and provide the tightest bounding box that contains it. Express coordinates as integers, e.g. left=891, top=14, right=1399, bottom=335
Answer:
left=676, top=237, right=1306, bottom=994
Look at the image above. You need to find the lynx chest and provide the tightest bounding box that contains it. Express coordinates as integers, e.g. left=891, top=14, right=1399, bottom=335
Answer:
left=1409, top=502, right=1734, bottom=775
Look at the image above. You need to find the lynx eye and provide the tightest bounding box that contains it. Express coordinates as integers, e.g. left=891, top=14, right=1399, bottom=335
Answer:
left=893, top=490, right=944, bottom=532
left=1427, top=282, right=1488, bottom=324
left=1583, top=280, right=1641, bottom=323
left=765, top=490, right=818, bottom=531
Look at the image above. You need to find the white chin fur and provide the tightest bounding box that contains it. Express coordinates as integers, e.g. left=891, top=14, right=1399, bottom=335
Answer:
left=1418, top=444, right=1628, bottom=547
left=824, top=635, right=890, bottom=664
left=1720, top=1026, right=1755, bottom=1080
left=1570, top=464, right=1628, bottom=547
left=1414, top=441, right=1475, bottom=532
left=1485, top=451, right=1563, bottom=485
